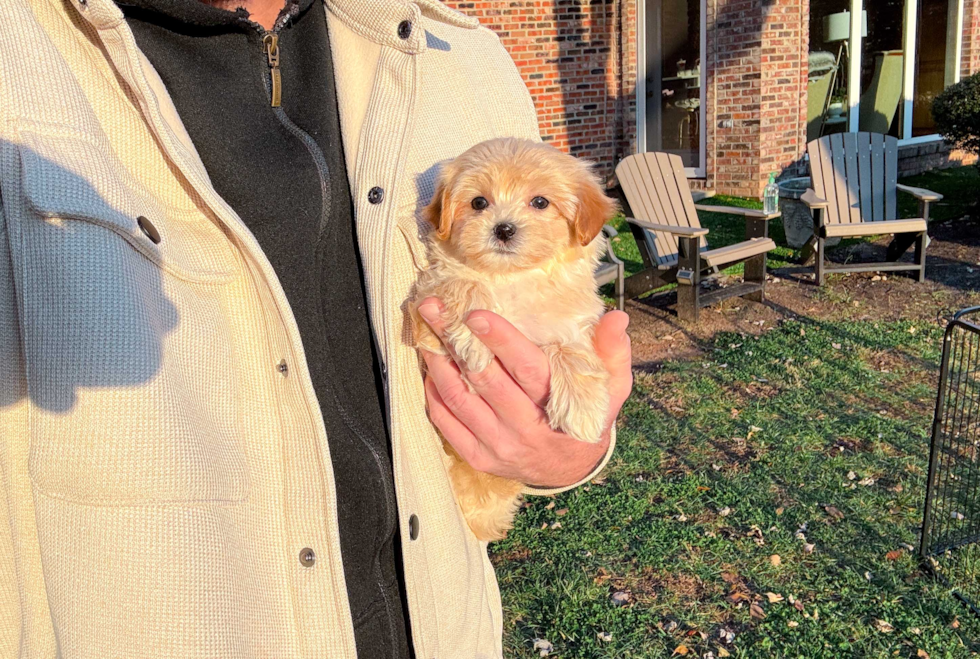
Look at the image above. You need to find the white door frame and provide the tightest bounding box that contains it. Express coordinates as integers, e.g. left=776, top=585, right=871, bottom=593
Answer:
left=636, top=0, right=708, bottom=177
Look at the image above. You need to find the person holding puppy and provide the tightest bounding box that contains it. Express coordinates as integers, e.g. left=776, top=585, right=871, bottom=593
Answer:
left=0, top=0, right=632, bottom=657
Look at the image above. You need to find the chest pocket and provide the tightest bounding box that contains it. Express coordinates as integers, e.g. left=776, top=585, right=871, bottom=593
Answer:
left=15, top=127, right=250, bottom=505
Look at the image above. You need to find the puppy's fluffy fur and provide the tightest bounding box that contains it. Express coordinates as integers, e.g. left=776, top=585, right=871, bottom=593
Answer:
left=411, top=138, right=618, bottom=541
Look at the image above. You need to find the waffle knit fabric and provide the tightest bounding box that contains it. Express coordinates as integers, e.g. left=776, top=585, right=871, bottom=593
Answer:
left=0, top=0, right=616, bottom=657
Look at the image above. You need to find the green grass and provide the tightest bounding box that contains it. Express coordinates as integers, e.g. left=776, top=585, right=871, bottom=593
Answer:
left=495, top=318, right=980, bottom=657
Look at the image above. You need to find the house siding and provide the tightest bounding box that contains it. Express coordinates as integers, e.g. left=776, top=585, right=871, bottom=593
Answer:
left=446, top=0, right=979, bottom=197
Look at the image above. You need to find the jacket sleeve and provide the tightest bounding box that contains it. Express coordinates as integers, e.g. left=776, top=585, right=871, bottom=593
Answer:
left=522, top=426, right=616, bottom=497
left=0, top=195, right=25, bottom=656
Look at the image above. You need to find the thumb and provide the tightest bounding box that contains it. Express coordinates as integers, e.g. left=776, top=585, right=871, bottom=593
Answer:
left=594, top=310, right=633, bottom=412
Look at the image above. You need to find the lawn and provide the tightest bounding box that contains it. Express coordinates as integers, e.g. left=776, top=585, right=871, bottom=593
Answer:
left=492, top=166, right=980, bottom=658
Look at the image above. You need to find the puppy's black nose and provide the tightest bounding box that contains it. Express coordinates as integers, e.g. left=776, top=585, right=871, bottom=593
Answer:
left=494, top=222, right=517, bottom=242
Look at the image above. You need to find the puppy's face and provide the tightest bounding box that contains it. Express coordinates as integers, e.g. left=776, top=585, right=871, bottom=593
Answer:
left=423, top=138, right=617, bottom=272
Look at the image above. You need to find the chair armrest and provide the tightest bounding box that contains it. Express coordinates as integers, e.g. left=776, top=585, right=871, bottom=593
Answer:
left=896, top=183, right=943, bottom=202
left=800, top=189, right=828, bottom=209
left=693, top=204, right=780, bottom=220
left=625, top=217, right=709, bottom=237
left=600, top=225, right=625, bottom=266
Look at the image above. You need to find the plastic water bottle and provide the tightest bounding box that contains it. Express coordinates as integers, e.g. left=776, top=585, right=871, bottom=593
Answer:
left=763, top=172, right=779, bottom=215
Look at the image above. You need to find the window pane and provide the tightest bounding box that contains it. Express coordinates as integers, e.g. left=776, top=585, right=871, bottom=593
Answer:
left=645, top=0, right=702, bottom=168
left=807, top=0, right=851, bottom=142
left=912, top=0, right=957, bottom=135
left=858, top=0, right=905, bottom=135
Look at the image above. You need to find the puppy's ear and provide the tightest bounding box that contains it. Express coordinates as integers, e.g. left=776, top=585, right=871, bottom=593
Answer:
left=573, top=169, right=617, bottom=246
left=423, top=166, right=457, bottom=242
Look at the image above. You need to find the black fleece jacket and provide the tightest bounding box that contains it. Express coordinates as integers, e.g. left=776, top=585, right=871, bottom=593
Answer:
left=118, top=1, right=412, bottom=656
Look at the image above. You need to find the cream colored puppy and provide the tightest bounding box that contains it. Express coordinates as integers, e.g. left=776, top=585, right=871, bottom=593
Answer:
left=411, top=137, right=618, bottom=541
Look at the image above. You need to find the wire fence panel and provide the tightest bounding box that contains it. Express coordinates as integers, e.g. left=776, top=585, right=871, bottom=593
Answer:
left=921, top=306, right=980, bottom=617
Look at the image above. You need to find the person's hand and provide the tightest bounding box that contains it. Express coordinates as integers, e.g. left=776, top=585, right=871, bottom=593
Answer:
left=416, top=298, right=632, bottom=488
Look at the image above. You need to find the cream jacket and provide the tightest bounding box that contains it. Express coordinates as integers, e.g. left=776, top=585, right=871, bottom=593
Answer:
left=0, top=0, right=614, bottom=657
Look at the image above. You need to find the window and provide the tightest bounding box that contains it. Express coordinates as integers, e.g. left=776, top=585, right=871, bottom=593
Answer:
left=638, top=0, right=707, bottom=175
left=807, top=0, right=964, bottom=143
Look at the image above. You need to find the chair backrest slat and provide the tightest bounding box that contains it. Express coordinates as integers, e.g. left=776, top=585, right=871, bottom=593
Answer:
left=885, top=135, right=898, bottom=219
left=842, top=132, right=861, bottom=223
left=643, top=154, right=681, bottom=263
left=857, top=132, right=873, bottom=220
left=870, top=133, right=885, bottom=221
left=806, top=132, right=901, bottom=226
left=829, top=134, right=850, bottom=224
left=616, top=152, right=704, bottom=266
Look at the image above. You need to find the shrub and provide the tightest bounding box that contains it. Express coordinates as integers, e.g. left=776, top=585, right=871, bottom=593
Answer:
left=932, top=72, right=980, bottom=160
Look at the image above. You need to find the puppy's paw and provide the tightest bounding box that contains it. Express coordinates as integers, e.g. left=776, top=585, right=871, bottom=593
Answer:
left=544, top=343, right=610, bottom=444
left=446, top=323, right=494, bottom=374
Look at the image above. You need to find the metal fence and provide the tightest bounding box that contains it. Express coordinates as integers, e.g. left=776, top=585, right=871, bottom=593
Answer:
left=921, top=306, right=980, bottom=617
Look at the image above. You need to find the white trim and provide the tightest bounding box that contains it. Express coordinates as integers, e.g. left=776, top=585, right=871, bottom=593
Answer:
left=636, top=0, right=647, bottom=156
left=953, top=0, right=965, bottom=83
left=847, top=0, right=863, bottom=132
left=635, top=0, right=707, bottom=178
left=898, top=134, right=945, bottom=146
left=902, top=0, right=917, bottom=140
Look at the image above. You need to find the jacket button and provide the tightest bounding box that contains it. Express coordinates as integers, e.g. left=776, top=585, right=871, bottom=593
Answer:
left=277, top=359, right=288, bottom=376
left=367, top=187, right=384, bottom=204
left=397, top=20, right=412, bottom=39
left=409, top=514, right=419, bottom=540
left=299, top=547, right=316, bottom=567
left=137, top=216, right=161, bottom=244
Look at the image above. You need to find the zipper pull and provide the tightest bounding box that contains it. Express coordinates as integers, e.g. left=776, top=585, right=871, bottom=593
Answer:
left=263, top=33, right=281, bottom=108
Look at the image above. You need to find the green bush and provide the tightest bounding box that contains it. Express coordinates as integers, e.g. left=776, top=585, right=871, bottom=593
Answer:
left=932, top=72, right=980, bottom=159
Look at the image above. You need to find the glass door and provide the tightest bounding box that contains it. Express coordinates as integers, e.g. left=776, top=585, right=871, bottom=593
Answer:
left=643, top=0, right=705, bottom=173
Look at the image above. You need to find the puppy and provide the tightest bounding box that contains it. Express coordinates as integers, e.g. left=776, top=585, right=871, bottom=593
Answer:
left=411, top=137, right=618, bottom=541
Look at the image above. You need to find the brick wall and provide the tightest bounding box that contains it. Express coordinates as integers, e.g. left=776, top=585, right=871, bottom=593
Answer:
left=964, top=0, right=980, bottom=77
left=444, top=0, right=639, bottom=183
left=445, top=0, right=978, bottom=196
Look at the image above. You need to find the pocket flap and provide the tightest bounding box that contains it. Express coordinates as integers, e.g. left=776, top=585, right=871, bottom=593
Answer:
left=18, top=128, right=237, bottom=282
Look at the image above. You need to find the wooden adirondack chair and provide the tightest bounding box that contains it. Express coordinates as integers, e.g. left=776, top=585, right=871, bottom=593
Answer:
left=803, top=132, right=942, bottom=285
left=615, top=152, right=779, bottom=323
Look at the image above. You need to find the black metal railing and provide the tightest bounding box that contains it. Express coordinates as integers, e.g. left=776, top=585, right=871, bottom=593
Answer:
left=921, top=306, right=980, bottom=617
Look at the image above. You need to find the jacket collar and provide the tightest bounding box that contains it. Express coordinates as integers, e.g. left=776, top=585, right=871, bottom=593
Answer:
left=68, top=0, right=477, bottom=53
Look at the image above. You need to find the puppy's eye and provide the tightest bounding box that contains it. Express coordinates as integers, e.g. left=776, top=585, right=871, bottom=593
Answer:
left=471, top=196, right=489, bottom=211
left=530, top=196, right=550, bottom=210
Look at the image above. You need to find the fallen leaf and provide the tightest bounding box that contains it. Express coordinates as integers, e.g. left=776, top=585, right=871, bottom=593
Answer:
left=885, top=549, right=904, bottom=561
left=803, top=543, right=815, bottom=554
left=750, top=603, right=766, bottom=619
left=847, top=471, right=857, bottom=480
left=770, top=554, right=782, bottom=567
left=824, top=505, right=845, bottom=520
left=718, top=507, right=732, bottom=517
left=874, top=619, right=894, bottom=633
left=550, top=521, right=562, bottom=530
left=775, top=507, right=784, bottom=516
left=766, top=592, right=784, bottom=603
left=717, top=648, right=731, bottom=658
left=672, top=644, right=689, bottom=656
left=718, top=627, right=735, bottom=644
left=832, top=342, right=842, bottom=350
left=787, top=621, right=799, bottom=628
left=545, top=501, right=555, bottom=510
left=555, top=508, right=569, bottom=517
left=532, top=638, right=553, bottom=657
left=951, top=618, right=960, bottom=629
left=917, top=650, right=929, bottom=659
left=596, top=631, right=613, bottom=642
left=794, top=601, right=805, bottom=612
left=610, top=591, right=630, bottom=607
